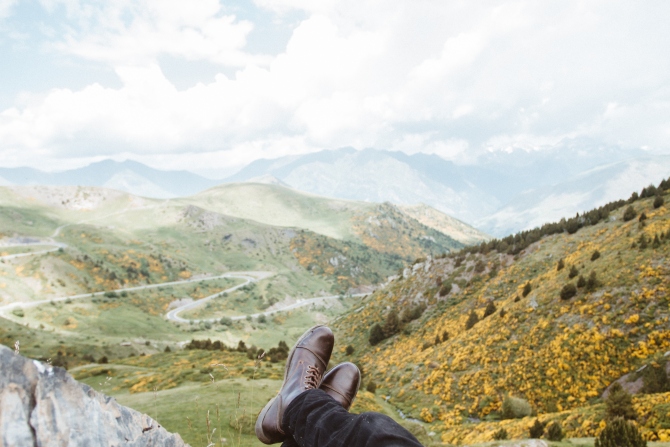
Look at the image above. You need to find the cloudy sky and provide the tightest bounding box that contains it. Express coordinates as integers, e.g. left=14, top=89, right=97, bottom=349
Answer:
left=1, top=0, right=669, bottom=177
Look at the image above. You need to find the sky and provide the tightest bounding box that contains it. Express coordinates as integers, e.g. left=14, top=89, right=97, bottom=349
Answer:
left=0, top=0, right=669, bottom=178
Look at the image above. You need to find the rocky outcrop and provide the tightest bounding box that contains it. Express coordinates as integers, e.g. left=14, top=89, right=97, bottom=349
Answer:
left=0, top=345, right=188, bottom=447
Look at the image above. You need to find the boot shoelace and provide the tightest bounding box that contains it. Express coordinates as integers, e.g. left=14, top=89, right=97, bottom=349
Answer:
left=304, top=365, right=321, bottom=390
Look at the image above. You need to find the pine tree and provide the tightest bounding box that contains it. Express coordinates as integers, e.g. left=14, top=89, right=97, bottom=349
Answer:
left=483, top=300, right=497, bottom=318
left=639, top=234, right=648, bottom=250
left=529, top=419, right=545, bottom=438
left=585, top=271, right=599, bottom=292
left=577, top=275, right=586, bottom=288
left=465, top=310, right=479, bottom=330
left=557, top=258, right=565, bottom=271
left=605, top=382, right=637, bottom=420
left=569, top=265, right=579, bottom=279
left=652, top=234, right=661, bottom=249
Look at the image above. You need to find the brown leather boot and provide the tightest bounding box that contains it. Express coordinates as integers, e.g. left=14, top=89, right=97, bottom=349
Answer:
left=319, top=362, right=361, bottom=411
left=255, top=325, right=334, bottom=444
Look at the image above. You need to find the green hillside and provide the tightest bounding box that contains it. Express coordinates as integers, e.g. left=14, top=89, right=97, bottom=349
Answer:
left=333, top=182, right=670, bottom=444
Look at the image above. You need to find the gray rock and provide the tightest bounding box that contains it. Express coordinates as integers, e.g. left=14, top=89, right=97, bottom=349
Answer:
left=0, top=345, right=188, bottom=447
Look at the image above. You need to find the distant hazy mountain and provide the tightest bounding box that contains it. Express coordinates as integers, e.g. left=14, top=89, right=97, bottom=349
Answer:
left=227, top=147, right=504, bottom=224
left=0, top=160, right=218, bottom=198
left=477, top=155, right=670, bottom=236
left=225, top=145, right=661, bottom=236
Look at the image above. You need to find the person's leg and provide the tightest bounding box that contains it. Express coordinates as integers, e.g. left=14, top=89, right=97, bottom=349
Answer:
left=282, top=389, right=423, bottom=447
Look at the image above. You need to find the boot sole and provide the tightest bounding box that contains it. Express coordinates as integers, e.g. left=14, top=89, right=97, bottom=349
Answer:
left=255, top=324, right=326, bottom=444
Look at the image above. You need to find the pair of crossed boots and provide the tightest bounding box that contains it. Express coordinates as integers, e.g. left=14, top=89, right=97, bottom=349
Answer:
left=255, top=325, right=360, bottom=444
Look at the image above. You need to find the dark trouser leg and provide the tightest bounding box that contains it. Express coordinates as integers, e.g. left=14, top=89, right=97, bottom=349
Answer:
left=280, top=389, right=423, bottom=447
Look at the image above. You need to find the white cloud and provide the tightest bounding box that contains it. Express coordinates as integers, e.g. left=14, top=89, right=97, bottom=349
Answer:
left=0, top=0, right=16, bottom=20
left=2, top=0, right=670, bottom=172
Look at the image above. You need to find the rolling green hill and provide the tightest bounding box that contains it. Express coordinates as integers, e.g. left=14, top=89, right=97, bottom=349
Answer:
left=332, top=182, right=670, bottom=444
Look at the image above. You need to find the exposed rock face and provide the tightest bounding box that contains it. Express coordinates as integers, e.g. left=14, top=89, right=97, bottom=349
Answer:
left=0, top=345, right=188, bottom=447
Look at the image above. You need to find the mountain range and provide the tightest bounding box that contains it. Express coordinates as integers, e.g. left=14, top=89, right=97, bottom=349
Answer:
left=2, top=144, right=668, bottom=237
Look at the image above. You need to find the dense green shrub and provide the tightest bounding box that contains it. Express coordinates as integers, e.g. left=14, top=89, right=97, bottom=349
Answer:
left=366, top=381, right=377, bottom=394
left=501, top=396, right=532, bottom=419
left=568, top=265, right=579, bottom=279
left=653, top=195, right=664, bottom=209
left=605, top=382, right=637, bottom=420
left=522, top=282, right=532, bottom=297
left=594, top=418, right=646, bottom=447
left=346, top=345, right=355, bottom=355
left=384, top=310, right=400, bottom=337
left=369, top=323, right=385, bottom=345
left=560, top=283, right=577, bottom=300
left=529, top=419, right=545, bottom=438
left=439, top=282, right=452, bottom=297
left=623, top=206, right=637, bottom=221
left=642, top=361, right=669, bottom=394
left=465, top=310, right=479, bottom=330
left=591, top=249, right=601, bottom=261
left=639, top=212, right=647, bottom=222
left=557, top=258, right=565, bottom=271
left=545, top=422, right=564, bottom=441
left=401, top=304, right=426, bottom=323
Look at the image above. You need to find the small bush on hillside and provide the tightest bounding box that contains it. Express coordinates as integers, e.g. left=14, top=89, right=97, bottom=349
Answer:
left=560, top=283, right=577, bottom=300
left=652, top=234, right=661, bottom=249
left=639, top=212, right=647, bottom=222
left=98, top=356, right=108, bottom=364
left=529, top=419, right=545, bottom=438
left=401, top=304, right=426, bottom=323
left=483, top=300, right=497, bottom=318
left=623, top=206, right=637, bottom=221
left=557, top=258, right=565, bottom=271
left=653, top=195, right=664, bottom=209
left=441, top=330, right=449, bottom=342
left=605, top=382, right=637, bottom=420
left=522, top=282, right=532, bottom=297
left=594, top=418, right=646, bottom=447
left=219, top=317, right=233, bottom=326
left=384, top=310, right=401, bottom=337
left=164, top=346, right=171, bottom=353
left=439, top=282, right=452, bottom=297
left=514, top=295, right=520, bottom=302
left=465, top=310, right=479, bottom=330
left=366, top=381, right=377, bottom=394
left=638, top=234, right=648, bottom=250
left=369, top=323, right=385, bottom=346
left=545, top=421, right=564, bottom=441
left=501, top=396, right=532, bottom=419
left=346, top=345, right=355, bottom=355
left=568, top=265, right=579, bottom=279
left=492, top=428, right=508, bottom=440
left=642, top=360, right=669, bottom=394
left=499, top=308, right=507, bottom=318
left=591, top=249, right=601, bottom=261
left=577, top=275, right=586, bottom=288
left=585, top=271, right=600, bottom=292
